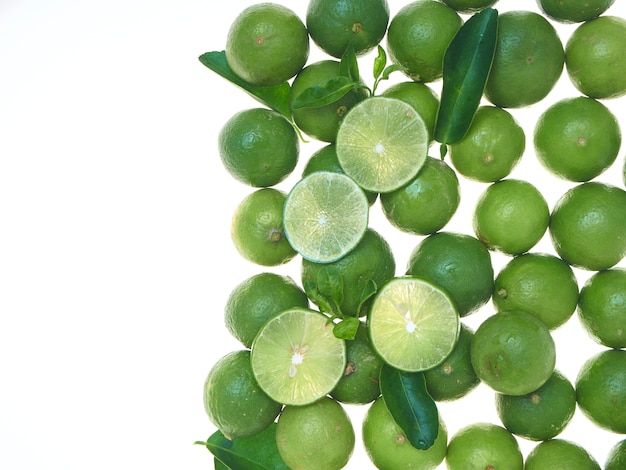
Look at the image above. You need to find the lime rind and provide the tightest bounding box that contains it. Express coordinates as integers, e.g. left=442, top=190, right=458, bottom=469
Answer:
left=336, top=97, right=429, bottom=193
left=283, top=171, right=369, bottom=263
left=251, top=308, right=346, bottom=406
left=368, top=277, right=460, bottom=372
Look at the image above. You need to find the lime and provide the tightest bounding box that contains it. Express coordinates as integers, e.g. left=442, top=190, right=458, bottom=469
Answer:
left=441, top=0, right=498, bottom=13
left=218, top=107, right=299, bottom=187
left=576, top=349, right=626, bottom=434
left=471, top=310, right=556, bottom=395
left=283, top=171, right=369, bottom=263
left=380, top=156, right=460, bottom=236
left=549, top=182, right=626, bottom=271
left=495, top=370, right=576, bottom=441
left=367, top=276, right=460, bottom=372
left=203, top=350, right=281, bottom=439
left=290, top=60, right=368, bottom=143
left=566, top=16, right=626, bottom=99
left=336, top=96, right=429, bottom=193
left=485, top=10, right=564, bottom=108
left=406, top=231, right=494, bottom=317
left=251, top=307, right=346, bottom=406
left=276, top=397, right=355, bottom=470
left=423, top=323, right=480, bottom=401
left=538, top=0, right=616, bottom=23
left=493, top=252, right=579, bottom=330
left=306, top=0, right=390, bottom=58
left=302, top=144, right=378, bottom=205
left=231, top=188, right=297, bottom=266
left=534, top=96, right=621, bottom=182
left=380, top=81, right=440, bottom=144
left=225, top=3, right=309, bottom=86
left=448, top=105, right=525, bottom=183
left=472, top=179, right=550, bottom=256
left=224, top=272, right=309, bottom=348
left=445, top=422, right=524, bottom=470
left=578, top=268, right=626, bottom=348
left=330, top=321, right=384, bottom=405
left=362, top=397, right=447, bottom=470
left=386, top=0, right=463, bottom=83
left=301, top=228, right=396, bottom=318
left=525, top=439, right=601, bottom=470
left=606, top=439, right=626, bottom=470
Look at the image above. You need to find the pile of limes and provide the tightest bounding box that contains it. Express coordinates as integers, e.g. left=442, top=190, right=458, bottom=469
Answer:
left=196, top=0, right=626, bottom=468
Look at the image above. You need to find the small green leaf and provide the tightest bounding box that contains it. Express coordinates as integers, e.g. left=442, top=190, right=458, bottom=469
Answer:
left=291, top=76, right=363, bottom=109
left=303, top=277, right=336, bottom=315
left=379, top=364, right=439, bottom=450
left=434, top=8, right=498, bottom=147
left=198, top=51, right=292, bottom=119
left=381, top=64, right=407, bottom=81
left=317, top=267, right=344, bottom=305
left=356, top=279, right=378, bottom=317
left=340, top=44, right=360, bottom=82
left=333, top=317, right=360, bottom=340
left=200, top=424, right=290, bottom=470
left=373, top=46, right=387, bottom=81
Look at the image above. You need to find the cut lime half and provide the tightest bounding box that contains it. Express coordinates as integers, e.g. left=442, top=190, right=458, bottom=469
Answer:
left=283, top=171, right=369, bottom=263
left=368, top=277, right=460, bottom=372
left=251, top=307, right=346, bottom=406
left=336, top=97, right=429, bottom=193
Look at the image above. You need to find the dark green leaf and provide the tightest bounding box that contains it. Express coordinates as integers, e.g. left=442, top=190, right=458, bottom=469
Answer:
left=434, top=8, right=498, bottom=148
left=340, top=44, right=360, bottom=82
left=333, top=316, right=360, bottom=340
left=356, top=279, right=378, bottom=317
left=379, top=364, right=439, bottom=450
left=316, top=266, right=344, bottom=306
left=201, top=424, right=290, bottom=470
left=198, top=51, right=292, bottom=119
left=373, top=46, right=387, bottom=81
left=381, top=64, right=407, bottom=81
left=291, top=76, right=362, bottom=109
left=303, top=277, right=336, bottom=315
left=214, top=457, right=231, bottom=470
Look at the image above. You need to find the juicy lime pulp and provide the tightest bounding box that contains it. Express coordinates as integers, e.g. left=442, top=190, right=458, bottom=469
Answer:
left=368, top=277, right=460, bottom=372
left=251, top=307, right=346, bottom=406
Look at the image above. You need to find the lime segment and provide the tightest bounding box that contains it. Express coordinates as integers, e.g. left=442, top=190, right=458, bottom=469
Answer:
left=368, top=277, right=460, bottom=372
left=283, top=171, right=369, bottom=263
left=336, top=97, right=429, bottom=193
left=251, top=308, right=346, bottom=406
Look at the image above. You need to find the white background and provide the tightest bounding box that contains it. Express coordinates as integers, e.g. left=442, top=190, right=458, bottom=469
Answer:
left=1, top=0, right=625, bottom=468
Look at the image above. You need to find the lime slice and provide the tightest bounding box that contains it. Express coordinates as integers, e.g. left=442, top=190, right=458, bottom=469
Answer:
left=336, top=97, right=429, bottom=193
left=283, top=171, right=369, bottom=263
left=251, top=307, right=346, bottom=406
left=368, top=277, right=460, bottom=372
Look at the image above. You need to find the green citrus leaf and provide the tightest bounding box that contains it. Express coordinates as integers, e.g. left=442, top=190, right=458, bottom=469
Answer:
left=333, top=316, right=360, bottom=340
left=379, top=364, right=439, bottom=450
left=198, top=51, right=292, bottom=120
left=214, top=457, right=231, bottom=470
left=356, top=279, right=377, bottom=317
left=373, top=46, right=387, bottom=81
left=291, top=76, right=363, bottom=109
left=381, top=64, right=406, bottom=81
left=434, top=8, right=498, bottom=149
left=201, top=424, right=290, bottom=470
left=340, top=44, right=360, bottom=83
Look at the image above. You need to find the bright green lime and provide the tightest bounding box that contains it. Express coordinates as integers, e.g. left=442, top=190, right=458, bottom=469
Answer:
left=606, top=439, right=626, bottom=470
left=538, top=0, right=615, bottom=23
left=525, top=439, right=601, bottom=470
left=441, top=0, right=498, bottom=13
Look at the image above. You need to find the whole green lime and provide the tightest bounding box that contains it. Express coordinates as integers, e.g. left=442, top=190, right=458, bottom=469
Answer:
left=302, top=228, right=396, bottom=318
left=449, top=105, right=525, bottom=183
left=566, top=16, right=626, bottom=99
left=290, top=60, right=368, bottom=143
left=406, top=231, right=494, bottom=317
left=386, top=0, right=463, bottom=83
left=423, top=323, right=480, bottom=401
left=203, top=350, right=281, bottom=439
left=576, top=349, right=626, bottom=434
left=224, top=272, right=309, bottom=348
left=473, top=179, right=550, bottom=256
left=446, top=422, right=523, bottom=470
left=218, top=108, right=299, bottom=187
left=380, top=156, right=460, bottom=236
left=471, top=310, right=556, bottom=395
left=306, top=0, right=390, bottom=58
left=362, top=398, right=447, bottom=470
left=606, top=439, right=626, bottom=470
left=231, top=188, right=297, bottom=266
left=549, top=182, right=626, bottom=271
left=495, top=370, right=576, bottom=441
left=225, top=3, right=309, bottom=86
left=534, top=96, right=621, bottom=182
left=493, top=252, right=579, bottom=330
left=538, top=0, right=615, bottom=23
left=485, top=10, right=564, bottom=108
left=525, top=439, right=601, bottom=470
left=276, top=397, right=355, bottom=470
